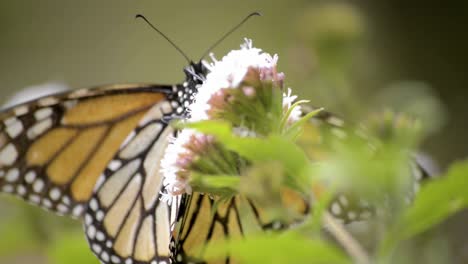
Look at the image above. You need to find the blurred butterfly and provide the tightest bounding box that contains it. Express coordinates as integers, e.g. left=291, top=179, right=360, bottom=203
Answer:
left=0, top=13, right=433, bottom=264
left=168, top=109, right=434, bottom=263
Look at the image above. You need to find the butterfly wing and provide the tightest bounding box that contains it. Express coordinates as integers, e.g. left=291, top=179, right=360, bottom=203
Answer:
left=171, top=193, right=259, bottom=264
left=302, top=109, right=433, bottom=223
left=0, top=84, right=174, bottom=218
left=83, top=97, right=183, bottom=264
left=170, top=193, right=243, bottom=264
left=171, top=190, right=309, bottom=264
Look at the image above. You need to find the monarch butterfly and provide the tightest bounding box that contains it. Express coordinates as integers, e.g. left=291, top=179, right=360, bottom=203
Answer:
left=0, top=18, right=433, bottom=264
left=0, top=65, right=432, bottom=264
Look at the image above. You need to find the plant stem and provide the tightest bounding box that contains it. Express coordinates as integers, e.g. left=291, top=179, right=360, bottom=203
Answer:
left=322, top=212, right=371, bottom=264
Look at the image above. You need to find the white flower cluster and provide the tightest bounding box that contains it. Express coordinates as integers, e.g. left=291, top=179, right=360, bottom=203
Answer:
left=160, top=39, right=302, bottom=201
left=189, top=39, right=279, bottom=121
left=160, top=129, right=195, bottom=201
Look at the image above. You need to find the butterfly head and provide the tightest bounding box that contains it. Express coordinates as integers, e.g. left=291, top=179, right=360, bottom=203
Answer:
left=183, top=61, right=209, bottom=84
left=183, top=60, right=209, bottom=96
left=167, top=61, right=209, bottom=119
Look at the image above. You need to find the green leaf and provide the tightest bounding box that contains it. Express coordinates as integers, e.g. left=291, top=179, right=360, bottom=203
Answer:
left=184, top=120, right=233, bottom=137
left=191, top=173, right=240, bottom=197
left=187, top=120, right=311, bottom=187
left=380, top=160, right=468, bottom=256
left=205, top=232, right=351, bottom=264
left=192, top=173, right=240, bottom=189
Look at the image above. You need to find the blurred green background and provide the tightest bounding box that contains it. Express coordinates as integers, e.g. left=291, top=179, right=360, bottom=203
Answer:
left=0, top=0, right=467, bottom=263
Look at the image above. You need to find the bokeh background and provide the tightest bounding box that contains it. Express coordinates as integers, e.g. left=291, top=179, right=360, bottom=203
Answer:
left=0, top=0, right=466, bottom=263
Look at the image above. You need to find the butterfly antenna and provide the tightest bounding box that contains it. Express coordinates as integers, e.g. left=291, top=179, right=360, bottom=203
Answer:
left=200, top=11, right=261, bottom=60
left=136, top=14, right=191, bottom=63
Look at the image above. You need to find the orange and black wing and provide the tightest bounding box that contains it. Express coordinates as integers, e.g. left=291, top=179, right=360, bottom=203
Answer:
left=0, top=83, right=175, bottom=218
left=171, top=191, right=309, bottom=264
left=83, top=102, right=183, bottom=264
left=171, top=193, right=252, bottom=264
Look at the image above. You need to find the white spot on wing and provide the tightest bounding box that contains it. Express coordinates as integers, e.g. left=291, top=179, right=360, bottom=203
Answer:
left=6, top=119, right=23, bottom=138
left=108, top=160, right=122, bottom=171
left=49, top=188, right=61, bottom=201
left=34, top=107, right=53, bottom=120
left=5, top=168, right=19, bottom=182
left=85, top=214, right=93, bottom=226
left=68, top=89, right=90, bottom=99
left=38, top=97, right=59, bottom=106
left=87, top=225, right=96, bottom=239
left=96, top=210, right=104, bottom=221
left=96, top=231, right=105, bottom=241
left=0, top=143, right=18, bottom=166
left=90, top=198, right=98, bottom=211
left=16, top=185, right=27, bottom=196
left=4, top=117, right=18, bottom=126
left=92, top=243, right=102, bottom=254
left=111, top=255, right=121, bottom=263
left=13, top=106, right=29, bottom=116
left=57, top=204, right=69, bottom=213
left=101, top=252, right=110, bottom=262
left=72, top=205, right=84, bottom=217
left=42, top=199, right=52, bottom=208
left=62, top=195, right=71, bottom=205
left=33, top=179, right=45, bottom=193
left=29, top=194, right=41, bottom=204
left=25, top=171, right=36, bottom=183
